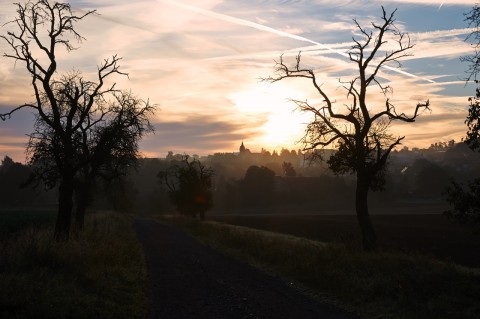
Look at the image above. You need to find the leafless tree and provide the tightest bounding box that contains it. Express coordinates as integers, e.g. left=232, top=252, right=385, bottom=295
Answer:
left=27, top=85, right=155, bottom=232
left=443, top=4, right=480, bottom=229
left=264, top=7, right=430, bottom=250
left=1, top=1, right=155, bottom=240
left=461, top=3, right=480, bottom=82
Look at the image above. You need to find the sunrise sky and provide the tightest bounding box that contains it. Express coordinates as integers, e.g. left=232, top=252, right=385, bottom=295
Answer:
left=0, top=0, right=476, bottom=162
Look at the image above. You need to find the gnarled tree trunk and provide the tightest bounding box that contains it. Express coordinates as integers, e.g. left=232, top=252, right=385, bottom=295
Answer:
left=74, top=184, right=89, bottom=233
left=355, top=171, right=377, bottom=251
left=54, top=174, right=74, bottom=241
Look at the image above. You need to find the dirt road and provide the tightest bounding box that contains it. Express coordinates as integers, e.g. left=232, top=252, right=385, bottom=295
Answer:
left=134, top=219, right=359, bottom=319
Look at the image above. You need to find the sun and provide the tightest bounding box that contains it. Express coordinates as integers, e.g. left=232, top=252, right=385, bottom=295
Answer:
left=230, top=82, right=311, bottom=150
left=259, top=111, right=305, bottom=148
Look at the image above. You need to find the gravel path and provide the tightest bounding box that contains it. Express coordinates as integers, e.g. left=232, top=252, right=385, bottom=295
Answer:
left=134, top=219, right=359, bottom=319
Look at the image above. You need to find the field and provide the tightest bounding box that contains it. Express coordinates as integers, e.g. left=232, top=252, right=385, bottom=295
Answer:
left=210, top=210, right=480, bottom=268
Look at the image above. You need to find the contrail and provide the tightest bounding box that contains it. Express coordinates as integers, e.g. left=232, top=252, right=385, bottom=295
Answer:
left=70, top=6, right=242, bottom=57
left=159, top=0, right=436, bottom=84
left=159, top=0, right=349, bottom=58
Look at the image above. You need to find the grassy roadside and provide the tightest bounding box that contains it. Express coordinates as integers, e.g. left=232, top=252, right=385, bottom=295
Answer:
left=162, top=216, right=480, bottom=319
left=0, top=212, right=147, bottom=319
left=0, top=209, right=56, bottom=237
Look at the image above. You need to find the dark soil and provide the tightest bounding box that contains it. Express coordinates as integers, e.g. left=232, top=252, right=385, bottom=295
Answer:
left=134, top=219, right=359, bottom=319
left=209, top=213, right=480, bottom=268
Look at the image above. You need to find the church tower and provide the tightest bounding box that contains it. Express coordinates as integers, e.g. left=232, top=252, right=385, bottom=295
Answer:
left=239, top=141, right=246, bottom=153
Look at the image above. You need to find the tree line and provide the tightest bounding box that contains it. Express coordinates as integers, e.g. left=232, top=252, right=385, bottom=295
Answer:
left=3, top=140, right=476, bottom=216
left=2, top=135, right=479, bottom=246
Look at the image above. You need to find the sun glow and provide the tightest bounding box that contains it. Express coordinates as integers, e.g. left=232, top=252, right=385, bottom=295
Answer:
left=230, top=83, right=311, bottom=150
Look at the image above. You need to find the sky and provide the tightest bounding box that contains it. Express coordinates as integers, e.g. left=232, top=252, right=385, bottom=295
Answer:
left=0, top=0, right=477, bottom=162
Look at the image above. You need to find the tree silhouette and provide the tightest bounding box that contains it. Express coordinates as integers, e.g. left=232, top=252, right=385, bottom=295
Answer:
left=465, top=85, right=480, bottom=151
left=0, top=156, right=40, bottom=206
left=27, top=87, right=154, bottom=231
left=444, top=179, right=480, bottom=229
left=455, top=5, right=480, bottom=151
left=462, top=5, right=480, bottom=151
left=0, top=1, right=155, bottom=240
left=158, top=156, right=214, bottom=220
left=444, top=4, right=480, bottom=228
left=412, top=159, right=450, bottom=198
left=282, top=162, right=297, bottom=177
left=461, top=4, right=480, bottom=82
left=242, top=165, right=275, bottom=206
left=264, top=7, right=430, bottom=250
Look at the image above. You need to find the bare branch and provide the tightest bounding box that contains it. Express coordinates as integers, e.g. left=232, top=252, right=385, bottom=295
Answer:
left=263, top=6, right=430, bottom=189
left=0, top=104, right=35, bottom=121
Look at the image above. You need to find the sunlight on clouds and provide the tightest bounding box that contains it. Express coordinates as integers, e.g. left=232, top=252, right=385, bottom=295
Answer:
left=229, top=82, right=311, bottom=149
left=0, top=134, right=29, bottom=163
left=260, top=111, right=307, bottom=149
left=0, top=0, right=476, bottom=160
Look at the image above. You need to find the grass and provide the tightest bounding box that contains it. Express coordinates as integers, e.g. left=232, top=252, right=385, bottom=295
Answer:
left=0, top=209, right=56, bottom=237
left=0, top=211, right=147, bottom=319
left=162, top=216, right=480, bottom=319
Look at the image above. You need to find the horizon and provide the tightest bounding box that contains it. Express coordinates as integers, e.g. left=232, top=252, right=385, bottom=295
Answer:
left=0, top=0, right=476, bottom=162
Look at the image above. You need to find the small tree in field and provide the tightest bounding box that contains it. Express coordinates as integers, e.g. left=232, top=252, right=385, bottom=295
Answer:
left=0, top=1, right=155, bottom=240
left=265, top=7, right=430, bottom=250
left=158, top=156, right=214, bottom=220
left=282, top=161, right=297, bottom=177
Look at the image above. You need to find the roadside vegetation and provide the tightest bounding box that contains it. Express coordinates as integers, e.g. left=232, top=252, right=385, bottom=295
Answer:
left=163, top=216, right=480, bottom=319
left=0, top=209, right=56, bottom=237
left=0, top=211, right=146, bottom=319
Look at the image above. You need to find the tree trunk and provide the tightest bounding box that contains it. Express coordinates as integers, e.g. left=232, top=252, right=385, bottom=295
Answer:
left=75, top=202, right=86, bottom=232
left=54, top=175, right=74, bottom=241
left=355, top=172, right=377, bottom=251
left=74, top=185, right=88, bottom=233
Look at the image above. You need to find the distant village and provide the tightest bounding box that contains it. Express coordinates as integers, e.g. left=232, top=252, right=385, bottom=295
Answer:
left=1, top=139, right=478, bottom=215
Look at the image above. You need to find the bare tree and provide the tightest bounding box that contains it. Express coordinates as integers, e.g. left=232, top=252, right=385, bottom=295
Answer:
left=27, top=86, right=155, bottom=232
left=460, top=4, right=480, bottom=151
left=73, top=90, right=155, bottom=230
left=0, top=1, right=155, bottom=240
left=461, top=4, right=480, bottom=82
left=443, top=4, right=480, bottom=228
left=264, top=7, right=430, bottom=250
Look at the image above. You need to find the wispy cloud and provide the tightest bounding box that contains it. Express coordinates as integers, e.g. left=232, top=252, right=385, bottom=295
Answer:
left=143, top=114, right=263, bottom=156
left=383, top=0, right=471, bottom=5
left=0, top=0, right=475, bottom=161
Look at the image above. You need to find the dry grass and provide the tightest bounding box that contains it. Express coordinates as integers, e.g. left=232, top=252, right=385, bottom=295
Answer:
left=0, top=212, right=147, bottom=319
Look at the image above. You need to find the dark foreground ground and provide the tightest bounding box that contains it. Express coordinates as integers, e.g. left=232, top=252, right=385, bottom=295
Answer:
left=210, top=213, right=480, bottom=268
left=134, top=219, right=359, bottom=319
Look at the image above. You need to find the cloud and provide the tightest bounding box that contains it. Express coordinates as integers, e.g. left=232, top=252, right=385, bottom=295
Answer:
left=0, top=131, right=30, bottom=164
left=0, top=0, right=475, bottom=159
left=383, top=0, right=471, bottom=6
left=142, top=115, right=264, bottom=156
